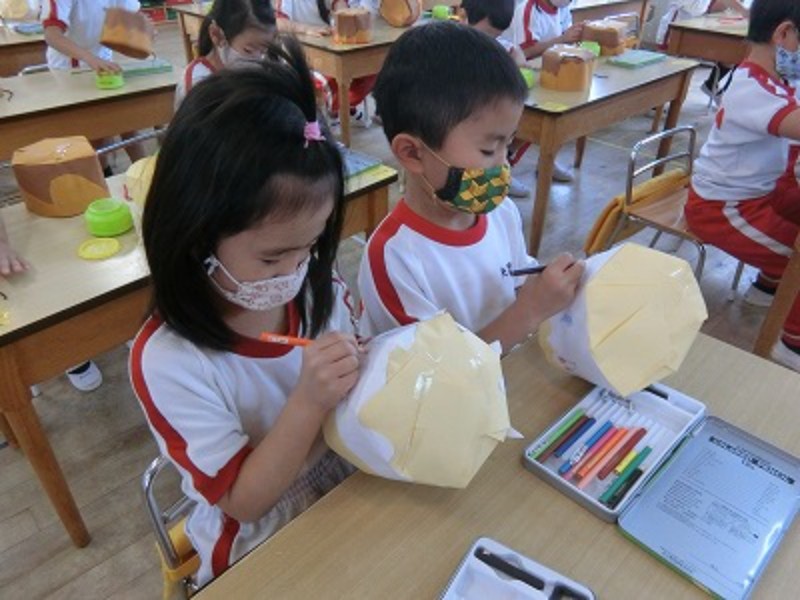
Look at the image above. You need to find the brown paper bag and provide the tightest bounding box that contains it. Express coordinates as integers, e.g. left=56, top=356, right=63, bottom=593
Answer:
left=12, top=137, right=110, bottom=218
left=100, top=8, right=154, bottom=60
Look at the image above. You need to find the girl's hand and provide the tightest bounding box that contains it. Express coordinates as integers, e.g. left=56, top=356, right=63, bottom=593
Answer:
left=302, top=25, right=332, bottom=37
left=294, top=332, right=361, bottom=413
left=561, top=23, right=584, bottom=44
left=0, top=241, right=29, bottom=277
left=517, top=253, right=584, bottom=326
left=87, top=56, right=122, bottom=74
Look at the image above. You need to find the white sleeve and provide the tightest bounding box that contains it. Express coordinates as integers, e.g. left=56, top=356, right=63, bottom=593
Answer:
left=560, top=6, right=572, bottom=30
left=733, top=90, right=799, bottom=137
left=509, top=1, right=528, bottom=47
left=122, top=0, right=141, bottom=11
left=327, top=275, right=359, bottom=335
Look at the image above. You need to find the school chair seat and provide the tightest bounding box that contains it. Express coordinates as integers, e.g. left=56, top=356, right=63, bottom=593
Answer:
left=142, top=455, right=200, bottom=600
left=753, top=231, right=800, bottom=359
left=584, top=126, right=744, bottom=294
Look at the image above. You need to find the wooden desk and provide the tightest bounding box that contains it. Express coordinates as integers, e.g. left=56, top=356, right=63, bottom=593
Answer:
left=572, top=0, right=647, bottom=23
left=0, top=164, right=396, bottom=547
left=0, top=23, right=46, bottom=77
left=173, top=2, right=211, bottom=64
left=196, top=334, right=800, bottom=599
left=667, top=13, right=748, bottom=65
left=0, top=68, right=176, bottom=161
left=518, top=56, right=697, bottom=254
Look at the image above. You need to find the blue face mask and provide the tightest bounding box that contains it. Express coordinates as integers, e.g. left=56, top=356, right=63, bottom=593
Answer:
left=776, top=43, right=800, bottom=81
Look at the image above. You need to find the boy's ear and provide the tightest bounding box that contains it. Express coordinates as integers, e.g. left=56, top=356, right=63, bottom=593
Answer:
left=391, top=134, right=426, bottom=175
left=773, top=20, right=796, bottom=45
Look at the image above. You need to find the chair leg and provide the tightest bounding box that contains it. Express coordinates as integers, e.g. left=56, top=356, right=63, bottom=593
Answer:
left=728, top=260, right=745, bottom=301
left=648, top=230, right=663, bottom=248
left=693, top=242, right=706, bottom=280
left=574, top=136, right=587, bottom=169
left=753, top=241, right=800, bottom=358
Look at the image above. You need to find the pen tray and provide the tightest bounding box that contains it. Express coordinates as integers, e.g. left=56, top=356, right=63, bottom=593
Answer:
left=441, top=537, right=595, bottom=600
left=522, top=384, right=706, bottom=522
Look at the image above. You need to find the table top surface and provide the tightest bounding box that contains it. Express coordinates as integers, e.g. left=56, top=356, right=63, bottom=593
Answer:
left=670, top=13, right=748, bottom=37
left=0, top=22, right=45, bottom=47
left=572, top=0, right=643, bottom=10
left=0, top=67, right=177, bottom=120
left=525, top=54, right=697, bottom=114
left=196, top=334, right=800, bottom=599
left=0, top=164, right=396, bottom=343
left=296, top=19, right=407, bottom=54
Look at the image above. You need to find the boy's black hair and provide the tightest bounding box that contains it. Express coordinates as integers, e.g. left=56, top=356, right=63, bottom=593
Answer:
left=374, top=21, right=527, bottom=149
left=461, top=0, right=516, bottom=31
left=142, top=36, right=346, bottom=351
left=748, top=0, right=800, bottom=43
left=198, top=0, right=275, bottom=55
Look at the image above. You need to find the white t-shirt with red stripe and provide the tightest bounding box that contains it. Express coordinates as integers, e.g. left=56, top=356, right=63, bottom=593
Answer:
left=357, top=198, right=538, bottom=338
left=274, top=0, right=376, bottom=26
left=508, top=0, right=572, bottom=54
left=692, top=62, right=800, bottom=202
left=41, top=0, right=141, bottom=70
left=130, top=281, right=357, bottom=586
left=175, top=57, right=216, bottom=109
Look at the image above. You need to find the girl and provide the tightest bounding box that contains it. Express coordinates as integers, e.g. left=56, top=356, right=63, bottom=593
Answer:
left=686, top=0, right=800, bottom=372
left=130, top=38, right=361, bottom=586
left=175, top=0, right=276, bottom=108
left=274, top=0, right=376, bottom=124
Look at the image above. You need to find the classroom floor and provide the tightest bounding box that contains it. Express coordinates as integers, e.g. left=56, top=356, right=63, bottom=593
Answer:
left=0, top=23, right=783, bottom=599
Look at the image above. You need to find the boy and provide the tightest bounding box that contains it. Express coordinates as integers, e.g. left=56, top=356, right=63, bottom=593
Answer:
left=686, top=0, right=800, bottom=372
left=42, top=0, right=150, bottom=165
left=507, top=0, right=582, bottom=181
left=358, top=22, right=583, bottom=353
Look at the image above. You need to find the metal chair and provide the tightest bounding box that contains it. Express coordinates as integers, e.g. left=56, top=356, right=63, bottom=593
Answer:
left=142, top=456, right=200, bottom=600
left=585, top=126, right=744, bottom=294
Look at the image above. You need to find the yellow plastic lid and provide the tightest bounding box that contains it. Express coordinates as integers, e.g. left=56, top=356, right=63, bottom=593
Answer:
left=78, top=237, right=121, bottom=260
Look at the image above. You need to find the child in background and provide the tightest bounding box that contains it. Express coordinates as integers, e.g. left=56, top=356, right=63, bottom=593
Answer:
left=0, top=214, right=102, bottom=391
left=657, top=0, right=751, bottom=103
left=507, top=0, right=583, bottom=182
left=358, top=22, right=583, bottom=352
left=274, top=0, right=375, bottom=125
left=461, top=0, right=531, bottom=198
left=686, top=0, right=800, bottom=372
left=41, top=0, right=152, bottom=168
left=174, top=0, right=276, bottom=108
left=130, top=38, right=360, bottom=586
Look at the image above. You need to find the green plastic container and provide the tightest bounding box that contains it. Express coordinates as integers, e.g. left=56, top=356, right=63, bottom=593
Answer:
left=579, top=41, right=601, bottom=57
left=520, top=67, right=536, bottom=89
left=84, top=199, right=133, bottom=237
left=95, top=72, right=125, bottom=90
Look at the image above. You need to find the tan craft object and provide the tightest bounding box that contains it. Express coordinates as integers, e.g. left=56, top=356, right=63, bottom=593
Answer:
left=540, top=45, right=596, bottom=92
left=380, top=0, right=421, bottom=27
left=582, top=19, right=630, bottom=56
left=100, top=8, right=154, bottom=59
left=12, top=137, right=110, bottom=218
left=333, top=8, right=373, bottom=44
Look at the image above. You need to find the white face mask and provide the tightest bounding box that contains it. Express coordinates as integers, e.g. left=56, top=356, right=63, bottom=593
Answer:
left=204, top=254, right=310, bottom=311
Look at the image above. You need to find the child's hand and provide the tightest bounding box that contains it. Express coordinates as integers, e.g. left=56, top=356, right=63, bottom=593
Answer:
left=517, top=253, right=584, bottom=326
left=294, top=332, right=361, bottom=413
left=561, top=23, right=584, bottom=44
left=302, top=25, right=332, bottom=37
left=87, top=56, right=122, bottom=74
left=0, top=240, right=29, bottom=277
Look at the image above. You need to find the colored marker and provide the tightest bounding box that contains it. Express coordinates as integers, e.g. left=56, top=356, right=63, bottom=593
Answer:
left=598, top=427, right=647, bottom=480
left=553, top=417, right=596, bottom=457
left=259, top=333, right=311, bottom=347
left=606, top=468, right=644, bottom=509
left=576, top=427, right=630, bottom=487
left=537, top=414, right=591, bottom=462
left=599, top=446, right=652, bottom=505
left=528, top=408, right=585, bottom=461
left=565, top=425, right=617, bottom=480
left=614, top=423, right=658, bottom=475
left=558, top=419, right=613, bottom=476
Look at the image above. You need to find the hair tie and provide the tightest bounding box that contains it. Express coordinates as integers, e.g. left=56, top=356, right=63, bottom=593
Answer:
left=303, top=121, right=325, bottom=147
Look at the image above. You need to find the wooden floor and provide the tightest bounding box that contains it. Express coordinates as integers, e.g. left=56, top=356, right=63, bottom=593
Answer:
left=0, top=24, right=786, bottom=599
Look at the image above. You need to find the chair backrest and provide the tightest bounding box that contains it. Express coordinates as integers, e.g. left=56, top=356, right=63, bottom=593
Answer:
left=753, top=231, right=800, bottom=358
left=142, top=456, right=199, bottom=599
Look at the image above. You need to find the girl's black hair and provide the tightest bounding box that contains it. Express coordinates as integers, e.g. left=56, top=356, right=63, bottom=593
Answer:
left=316, top=0, right=331, bottom=26
left=748, top=0, right=800, bottom=43
left=461, top=0, right=515, bottom=31
left=198, top=0, right=276, bottom=55
left=374, top=21, right=527, bottom=149
left=142, top=36, right=346, bottom=351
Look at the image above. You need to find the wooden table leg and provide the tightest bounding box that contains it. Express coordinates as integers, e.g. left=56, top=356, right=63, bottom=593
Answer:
left=0, top=346, right=90, bottom=547
left=654, top=71, right=692, bottom=175
left=574, top=136, right=587, bottom=169
left=178, top=14, right=194, bottom=64
left=529, top=120, right=557, bottom=256
left=0, top=412, right=18, bottom=447
left=338, top=76, right=352, bottom=147
left=754, top=238, right=800, bottom=358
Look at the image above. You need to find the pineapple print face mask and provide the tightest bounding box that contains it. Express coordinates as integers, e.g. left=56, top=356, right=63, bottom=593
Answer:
left=421, top=145, right=511, bottom=214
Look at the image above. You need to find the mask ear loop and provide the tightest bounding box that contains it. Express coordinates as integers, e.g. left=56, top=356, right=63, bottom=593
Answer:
left=418, top=141, right=464, bottom=201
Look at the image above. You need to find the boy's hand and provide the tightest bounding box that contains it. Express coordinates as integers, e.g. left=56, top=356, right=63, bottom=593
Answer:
left=294, top=332, right=361, bottom=413
left=561, top=23, right=584, bottom=44
left=87, top=56, right=122, bottom=74
left=0, top=241, right=29, bottom=277
left=517, top=253, right=585, bottom=327
left=302, top=24, right=332, bottom=37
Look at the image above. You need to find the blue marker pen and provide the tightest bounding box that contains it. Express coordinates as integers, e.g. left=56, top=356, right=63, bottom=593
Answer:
left=558, top=420, right=613, bottom=476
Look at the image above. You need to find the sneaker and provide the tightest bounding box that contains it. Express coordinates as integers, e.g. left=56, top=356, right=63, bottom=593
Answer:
left=699, top=82, right=723, bottom=106
left=65, top=361, right=103, bottom=392
left=508, top=176, right=530, bottom=198
left=742, top=282, right=775, bottom=308
left=537, top=160, right=574, bottom=183
left=771, top=340, right=800, bottom=372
